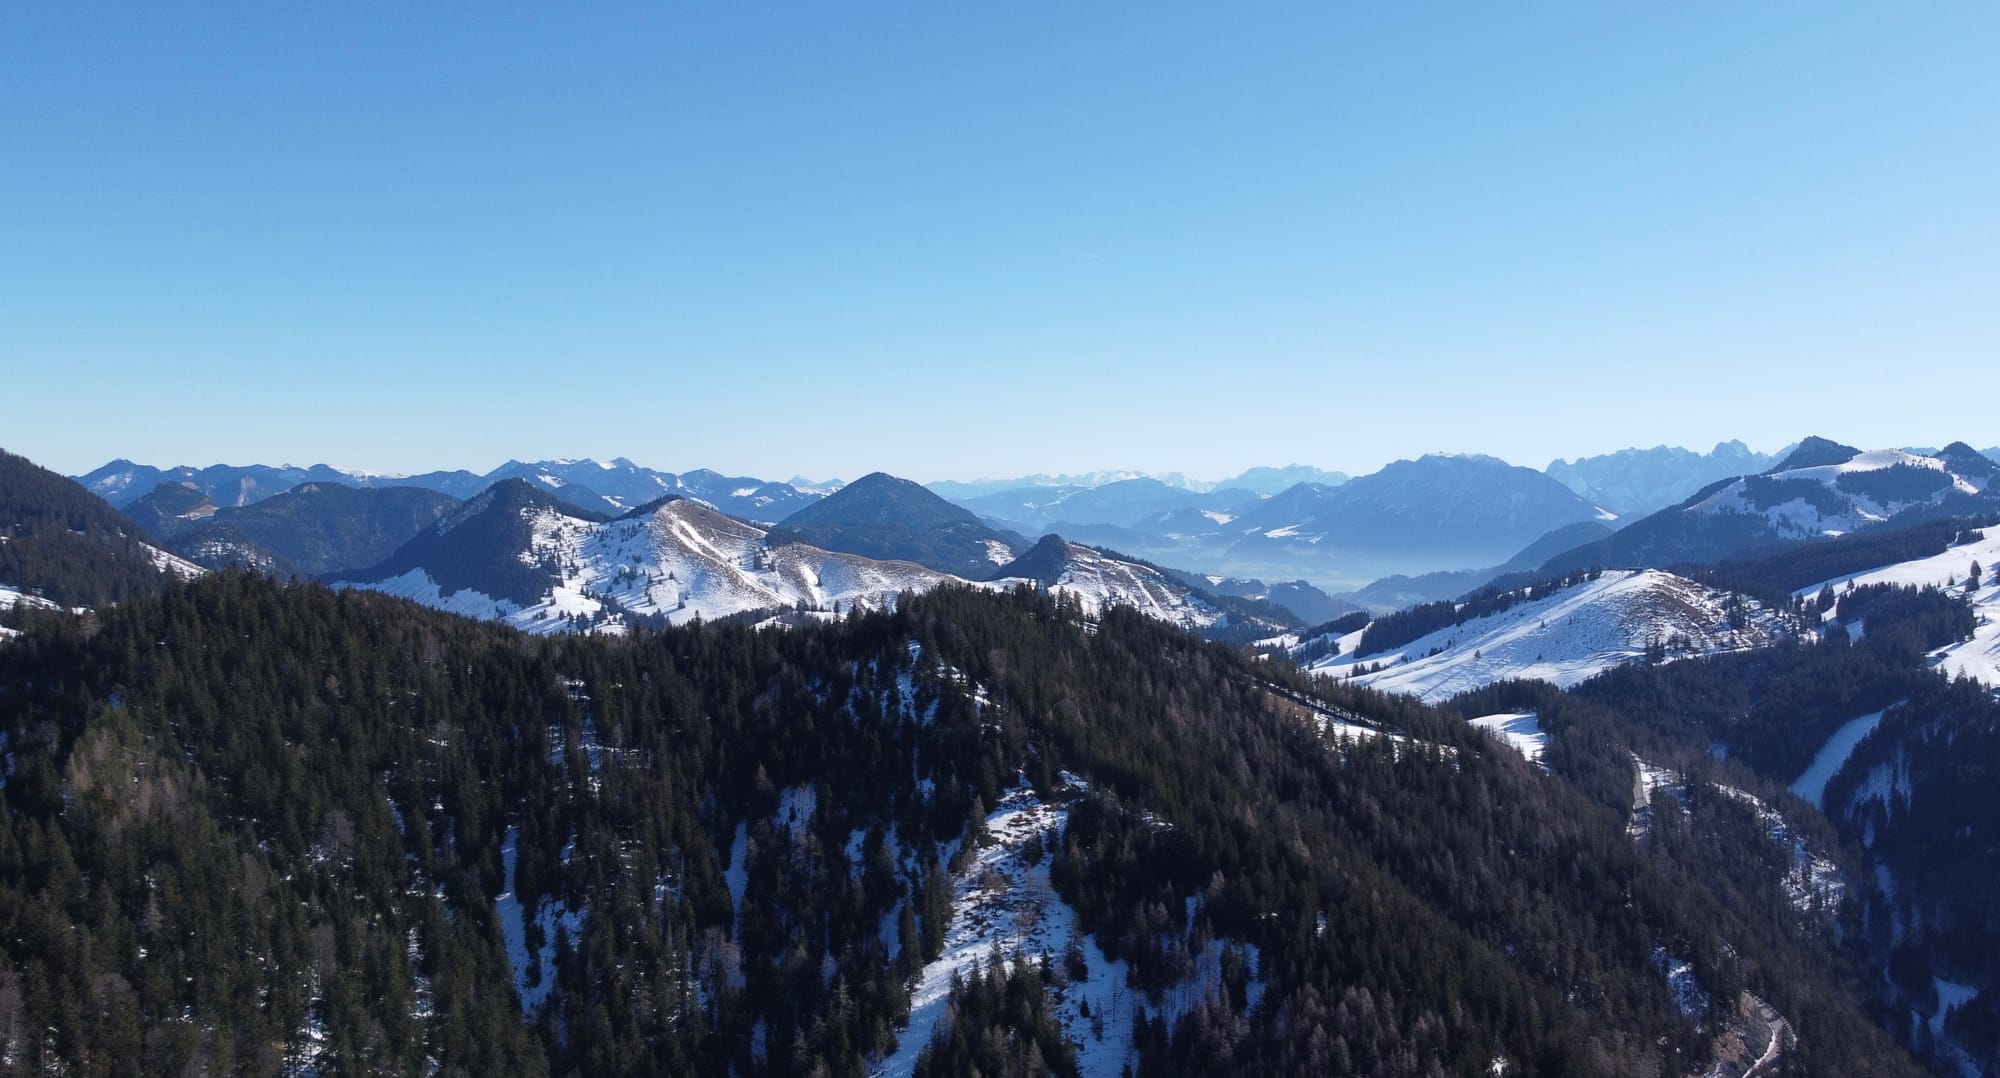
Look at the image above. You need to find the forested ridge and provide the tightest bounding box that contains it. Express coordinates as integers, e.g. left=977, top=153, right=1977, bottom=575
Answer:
left=0, top=571, right=1923, bottom=1075
left=0, top=448, right=179, bottom=611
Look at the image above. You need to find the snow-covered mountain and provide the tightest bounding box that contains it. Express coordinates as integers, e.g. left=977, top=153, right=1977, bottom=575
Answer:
left=79, top=457, right=828, bottom=523
left=1302, top=569, right=1785, bottom=702
left=1542, top=439, right=2000, bottom=576
left=332, top=482, right=960, bottom=633
left=993, top=535, right=1232, bottom=633
left=481, top=459, right=827, bottom=521
left=1693, top=441, right=1995, bottom=537
left=333, top=484, right=1285, bottom=640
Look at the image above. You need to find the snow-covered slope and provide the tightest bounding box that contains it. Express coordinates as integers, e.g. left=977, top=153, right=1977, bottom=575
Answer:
left=143, top=544, right=203, bottom=581
left=1044, top=544, right=1227, bottom=632
left=0, top=584, right=63, bottom=639
left=1539, top=440, right=2000, bottom=578
left=874, top=772, right=1261, bottom=1078
left=1796, top=525, right=2000, bottom=688
left=1306, top=570, right=1784, bottom=702
left=1688, top=446, right=1991, bottom=538
left=0, top=585, right=64, bottom=616
left=341, top=497, right=961, bottom=634
left=993, top=536, right=1239, bottom=633
left=338, top=492, right=1268, bottom=640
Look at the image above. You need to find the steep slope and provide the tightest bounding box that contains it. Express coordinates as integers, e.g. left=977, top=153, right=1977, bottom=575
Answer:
left=992, top=535, right=1232, bottom=633
left=1546, top=440, right=1777, bottom=515
left=332, top=479, right=599, bottom=609
left=1306, top=569, right=1784, bottom=702
left=772, top=472, right=1025, bottom=577
left=334, top=487, right=959, bottom=632
left=167, top=482, right=463, bottom=576
left=1542, top=440, right=2000, bottom=575
left=0, top=448, right=198, bottom=610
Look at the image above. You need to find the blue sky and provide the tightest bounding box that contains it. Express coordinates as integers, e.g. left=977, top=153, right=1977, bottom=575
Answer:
left=4, top=4, right=1996, bottom=482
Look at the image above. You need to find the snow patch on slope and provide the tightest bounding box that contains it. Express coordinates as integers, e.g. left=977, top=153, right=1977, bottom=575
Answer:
left=1469, top=712, right=1549, bottom=767
left=1790, top=708, right=1891, bottom=810
left=145, top=543, right=204, bottom=580
left=497, top=828, right=588, bottom=1014
left=874, top=775, right=1259, bottom=1078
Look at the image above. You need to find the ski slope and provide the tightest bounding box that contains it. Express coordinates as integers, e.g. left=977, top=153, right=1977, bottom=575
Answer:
left=1309, top=570, right=1783, bottom=703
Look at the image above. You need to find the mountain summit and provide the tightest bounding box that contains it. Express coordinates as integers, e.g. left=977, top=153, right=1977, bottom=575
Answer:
left=772, top=472, right=1026, bottom=578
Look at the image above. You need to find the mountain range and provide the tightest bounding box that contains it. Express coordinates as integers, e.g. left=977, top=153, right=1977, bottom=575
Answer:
left=1546, top=440, right=1783, bottom=515
left=323, top=475, right=1296, bottom=640
left=1539, top=438, right=2000, bottom=577
left=129, top=480, right=464, bottom=577
left=79, top=456, right=830, bottom=523
left=976, top=454, right=1615, bottom=592
left=12, top=436, right=2000, bottom=1073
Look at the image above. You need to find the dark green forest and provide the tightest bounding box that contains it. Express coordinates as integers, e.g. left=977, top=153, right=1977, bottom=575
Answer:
left=0, top=449, right=180, bottom=611
left=0, top=570, right=1927, bottom=1075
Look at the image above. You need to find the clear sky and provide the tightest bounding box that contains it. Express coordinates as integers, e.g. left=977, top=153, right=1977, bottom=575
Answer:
left=4, top=3, right=1996, bottom=482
